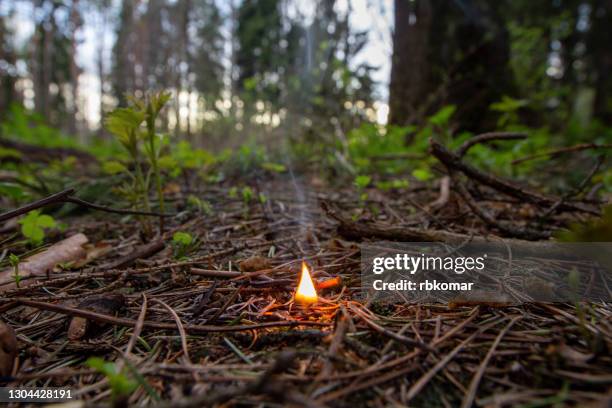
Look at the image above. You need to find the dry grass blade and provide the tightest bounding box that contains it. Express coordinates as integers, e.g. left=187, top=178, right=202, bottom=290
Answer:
left=126, top=294, right=148, bottom=357
left=460, top=315, right=522, bottom=408
left=150, top=298, right=191, bottom=364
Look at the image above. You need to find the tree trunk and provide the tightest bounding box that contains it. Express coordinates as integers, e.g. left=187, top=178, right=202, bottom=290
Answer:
left=0, top=15, right=17, bottom=118
left=388, top=0, right=432, bottom=128
left=69, top=0, right=81, bottom=137
left=590, top=0, right=612, bottom=126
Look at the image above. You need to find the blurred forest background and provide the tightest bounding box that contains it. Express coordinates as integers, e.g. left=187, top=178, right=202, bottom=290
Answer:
left=0, top=0, right=611, bottom=191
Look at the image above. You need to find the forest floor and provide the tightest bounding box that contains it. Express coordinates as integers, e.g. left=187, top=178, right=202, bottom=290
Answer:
left=1, top=145, right=611, bottom=407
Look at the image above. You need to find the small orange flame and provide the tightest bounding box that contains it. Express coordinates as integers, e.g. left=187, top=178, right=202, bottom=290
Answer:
left=295, top=262, right=318, bottom=305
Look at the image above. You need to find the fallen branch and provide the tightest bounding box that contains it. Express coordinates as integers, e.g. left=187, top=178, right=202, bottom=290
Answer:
left=453, top=177, right=551, bottom=240
left=0, top=233, right=89, bottom=288
left=14, top=299, right=330, bottom=333
left=429, top=139, right=599, bottom=215
left=321, top=201, right=573, bottom=257
left=100, top=240, right=165, bottom=269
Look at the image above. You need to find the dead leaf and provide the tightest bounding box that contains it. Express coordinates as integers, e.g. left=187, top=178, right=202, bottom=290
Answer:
left=0, top=320, right=17, bottom=376
left=240, top=256, right=271, bottom=272
left=0, top=233, right=89, bottom=288
left=557, top=343, right=594, bottom=364
left=163, top=182, right=181, bottom=195
left=67, top=293, right=126, bottom=341
left=326, top=239, right=345, bottom=251
left=71, top=242, right=112, bottom=268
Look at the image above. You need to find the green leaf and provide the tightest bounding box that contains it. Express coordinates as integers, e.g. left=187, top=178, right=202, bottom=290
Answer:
left=242, top=186, right=253, bottom=202
left=103, top=161, right=128, bottom=175
left=172, top=231, right=193, bottom=246
left=18, top=210, right=56, bottom=245
left=105, top=108, right=145, bottom=144
left=261, top=162, right=286, bottom=173
left=36, top=214, right=56, bottom=228
left=8, top=253, right=20, bottom=266
left=429, top=105, right=456, bottom=127
left=228, top=187, right=238, bottom=199
left=412, top=168, right=433, bottom=182
left=0, top=146, right=22, bottom=159
left=149, top=91, right=172, bottom=116
left=0, top=183, right=26, bottom=200
left=86, top=357, right=138, bottom=397
left=354, top=175, right=372, bottom=189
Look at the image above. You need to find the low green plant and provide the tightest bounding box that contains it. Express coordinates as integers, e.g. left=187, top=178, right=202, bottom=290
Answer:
left=354, top=175, right=371, bottom=201
left=412, top=168, right=433, bottom=182
left=171, top=231, right=195, bottom=259
left=104, top=106, right=149, bottom=210
left=18, top=210, right=56, bottom=246
left=261, top=162, right=286, bottom=173
left=0, top=183, right=27, bottom=201
left=241, top=186, right=254, bottom=203
left=104, top=92, right=171, bottom=227
left=186, top=195, right=213, bottom=215
left=354, top=175, right=371, bottom=189
left=375, top=179, right=409, bottom=191
left=8, top=254, right=21, bottom=288
left=139, top=92, right=172, bottom=220
left=258, top=192, right=268, bottom=204
left=228, top=187, right=238, bottom=199
left=158, top=141, right=215, bottom=178
left=86, top=357, right=137, bottom=400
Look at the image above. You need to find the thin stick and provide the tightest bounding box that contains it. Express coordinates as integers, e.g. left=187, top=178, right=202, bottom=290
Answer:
left=65, top=197, right=173, bottom=217
left=0, top=188, right=74, bottom=222
left=0, top=188, right=174, bottom=224
left=540, top=156, right=605, bottom=219
left=512, top=142, right=612, bottom=165
left=457, top=132, right=527, bottom=158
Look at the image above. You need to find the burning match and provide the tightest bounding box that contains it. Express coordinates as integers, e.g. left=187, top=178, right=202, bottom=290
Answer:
left=294, top=261, right=318, bottom=305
